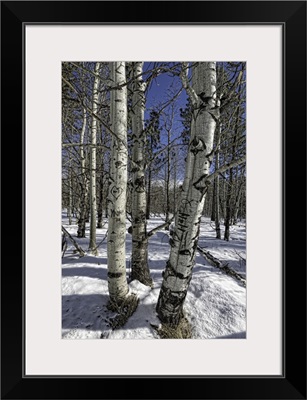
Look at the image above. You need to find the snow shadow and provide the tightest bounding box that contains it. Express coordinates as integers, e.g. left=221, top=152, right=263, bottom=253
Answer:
left=62, top=255, right=108, bottom=265
left=62, top=266, right=108, bottom=280
left=191, top=263, right=216, bottom=275
left=149, top=231, right=170, bottom=246
left=148, top=260, right=165, bottom=280
left=147, top=255, right=229, bottom=282
left=62, top=294, right=108, bottom=331
left=110, top=302, right=158, bottom=332
left=198, top=237, right=246, bottom=251
left=62, top=294, right=158, bottom=333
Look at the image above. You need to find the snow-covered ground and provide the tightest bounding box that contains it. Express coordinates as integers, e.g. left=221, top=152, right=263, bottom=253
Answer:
left=62, top=214, right=246, bottom=339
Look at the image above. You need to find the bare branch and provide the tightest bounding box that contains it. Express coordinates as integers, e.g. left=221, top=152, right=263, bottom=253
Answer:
left=179, top=62, right=199, bottom=108
left=207, top=155, right=246, bottom=182
left=62, top=76, right=129, bottom=150
left=147, top=216, right=175, bottom=238
left=62, top=143, right=110, bottom=150
left=62, top=226, right=85, bottom=257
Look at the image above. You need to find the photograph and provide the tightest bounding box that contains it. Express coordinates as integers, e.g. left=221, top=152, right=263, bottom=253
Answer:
left=1, top=0, right=305, bottom=397
left=61, top=61, right=246, bottom=339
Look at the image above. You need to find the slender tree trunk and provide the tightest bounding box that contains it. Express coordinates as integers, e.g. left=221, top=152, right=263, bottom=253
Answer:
left=105, top=169, right=109, bottom=218
left=233, top=178, right=243, bottom=225
left=211, top=178, right=216, bottom=222
left=224, top=168, right=233, bottom=241
left=220, top=177, right=226, bottom=220
left=88, top=62, right=100, bottom=254
left=215, top=177, right=221, bottom=239
left=130, top=62, right=153, bottom=286
left=68, top=156, right=72, bottom=225
left=173, top=149, right=177, bottom=215
left=224, top=97, right=241, bottom=240
left=77, top=108, right=88, bottom=238
left=97, top=174, right=104, bottom=228
left=239, top=183, right=246, bottom=220
left=146, top=165, right=152, bottom=220
left=215, top=124, right=221, bottom=239
left=156, top=62, right=219, bottom=327
left=165, top=128, right=171, bottom=225
left=107, top=62, right=130, bottom=305
left=85, top=201, right=90, bottom=223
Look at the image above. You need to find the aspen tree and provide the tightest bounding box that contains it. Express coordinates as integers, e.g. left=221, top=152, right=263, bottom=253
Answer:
left=88, top=62, right=100, bottom=254
left=130, top=62, right=153, bottom=286
left=156, top=62, right=219, bottom=327
left=107, top=62, right=130, bottom=304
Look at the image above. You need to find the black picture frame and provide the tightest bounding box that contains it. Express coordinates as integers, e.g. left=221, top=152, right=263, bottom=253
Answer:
left=1, top=1, right=306, bottom=399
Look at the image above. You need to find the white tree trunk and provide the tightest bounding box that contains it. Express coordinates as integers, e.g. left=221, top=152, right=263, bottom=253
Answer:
left=215, top=123, right=221, bottom=239
left=77, top=107, right=88, bottom=238
left=107, top=62, right=130, bottom=305
left=80, top=107, right=87, bottom=175
left=130, top=62, right=153, bottom=286
left=165, top=124, right=171, bottom=224
left=233, top=178, right=244, bottom=224
left=68, top=154, right=72, bottom=225
left=88, top=62, right=100, bottom=254
left=156, top=62, right=219, bottom=327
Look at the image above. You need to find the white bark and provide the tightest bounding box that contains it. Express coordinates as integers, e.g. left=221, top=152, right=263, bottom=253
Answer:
left=156, top=62, right=218, bottom=326
left=130, top=62, right=153, bottom=286
left=68, top=154, right=72, bottom=225
left=215, top=123, right=221, bottom=239
left=107, top=62, right=129, bottom=304
left=88, top=62, right=100, bottom=254
left=77, top=107, right=88, bottom=238
left=80, top=108, right=87, bottom=175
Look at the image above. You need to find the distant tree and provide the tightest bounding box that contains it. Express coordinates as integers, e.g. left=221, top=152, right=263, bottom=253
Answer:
left=96, top=69, right=110, bottom=229
left=88, top=62, right=101, bottom=254
left=179, top=98, right=192, bottom=145
left=161, top=103, right=177, bottom=226
left=232, top=169, right=245, bottom=224
left=213, top=123, right=222, bottom=239
left=223, top=64, right=245, bottom=240
left=77, top=107, right=89, bottom=237
left=62, top=62, right=88, bottom=234
left=129, top=62, right=153, bottom=286
left=145, top=110, right=161, bottom=219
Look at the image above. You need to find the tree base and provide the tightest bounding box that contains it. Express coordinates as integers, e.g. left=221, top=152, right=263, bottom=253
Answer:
left=88, top=248, right=98, bottom=256
left=77, top=224, right=86, bottom=238
left=131, top=272, right=153, bottom=288
left=107, top=293, right=139, bottom=330
left=154, top=317, right=192, bottom=339
left=131, top=261, right=153, bottom=288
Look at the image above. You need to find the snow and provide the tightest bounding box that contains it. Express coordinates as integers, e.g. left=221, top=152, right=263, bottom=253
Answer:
left=62, top=213, right=246, bottom=339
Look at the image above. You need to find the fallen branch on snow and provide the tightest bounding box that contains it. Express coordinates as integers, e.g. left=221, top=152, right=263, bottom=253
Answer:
left=61, top=226, right=86, bottom=257
left=233, top=249, right=246, bottom=263
left=197, top=246, right=246, bottom=287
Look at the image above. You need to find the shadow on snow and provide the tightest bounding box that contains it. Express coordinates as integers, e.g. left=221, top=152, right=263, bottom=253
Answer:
left=62, top=293, right=157, bottom=332
left=62, top=266, right=108, bottom=280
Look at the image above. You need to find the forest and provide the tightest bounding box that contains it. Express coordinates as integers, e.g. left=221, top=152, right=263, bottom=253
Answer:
left=62, top=61, right=246, bottom=339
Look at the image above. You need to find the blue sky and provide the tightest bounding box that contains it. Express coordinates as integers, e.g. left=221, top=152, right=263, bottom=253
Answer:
left=143, top=62, right=188, bottom=144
